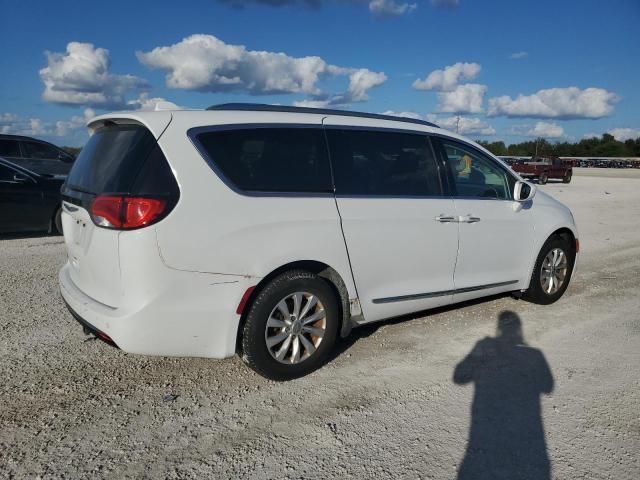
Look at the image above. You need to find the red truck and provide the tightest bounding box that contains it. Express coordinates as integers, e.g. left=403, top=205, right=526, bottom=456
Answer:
left=511, top=157, right=573, bottom=184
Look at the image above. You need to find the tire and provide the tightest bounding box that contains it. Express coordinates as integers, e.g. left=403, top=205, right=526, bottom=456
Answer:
left=53, top=208, right=63, bottom=235
left=240, top=270, right=340, bottom=381
left=538, top=173, right=548, bottom=185
left=562, top=172, right=572, bottom=183
left=524, top=235, right=575, bottom=305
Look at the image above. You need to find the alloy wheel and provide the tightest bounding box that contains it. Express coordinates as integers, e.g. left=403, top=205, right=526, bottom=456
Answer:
left=264, top=292, right=326, bottom=364
left=540, top=248, right=568, bottom=295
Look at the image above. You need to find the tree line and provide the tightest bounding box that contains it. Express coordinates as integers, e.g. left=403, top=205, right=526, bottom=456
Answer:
left=476, top=134, right=640, bottom=158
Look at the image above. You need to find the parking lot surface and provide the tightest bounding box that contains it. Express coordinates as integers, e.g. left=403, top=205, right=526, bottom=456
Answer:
left=1, top=169, right=639, bottom=479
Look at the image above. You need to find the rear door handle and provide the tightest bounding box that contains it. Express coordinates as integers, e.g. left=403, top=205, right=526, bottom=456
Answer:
left=460, top=215, right=481, bottom=223
left=435, top=215, right=457, bottom=223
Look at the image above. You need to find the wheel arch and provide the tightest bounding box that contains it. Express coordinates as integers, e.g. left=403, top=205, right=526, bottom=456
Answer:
left=235, top=260, right=354, bottom=352
left=524, top=226, right=578, bottom=291
left=552, top=227, right=577, bottom=251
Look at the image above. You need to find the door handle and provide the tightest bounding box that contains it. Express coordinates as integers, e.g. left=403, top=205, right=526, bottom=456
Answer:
left=460, top=215, right=481, bottom=223
left=435, top=215, right=457, bottom=223
left=13, top=174, right=28, bottom=183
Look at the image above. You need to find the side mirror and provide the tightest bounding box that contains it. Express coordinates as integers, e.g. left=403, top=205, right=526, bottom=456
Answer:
left=514, top=180, right=536, bottom=202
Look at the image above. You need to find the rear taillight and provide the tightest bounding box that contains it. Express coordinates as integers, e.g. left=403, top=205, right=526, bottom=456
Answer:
left=90, top=195, right=168, bottom=230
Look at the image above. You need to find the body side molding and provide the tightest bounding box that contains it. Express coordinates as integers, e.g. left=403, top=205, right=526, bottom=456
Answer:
left=372, top=280, right=519, bottom=304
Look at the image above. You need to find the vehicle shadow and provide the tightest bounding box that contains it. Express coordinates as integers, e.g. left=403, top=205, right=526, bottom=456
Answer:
left=453, top=310, right=554, bottom=480
left=329, top=292, right=514, bottom=362
left=0, top=231, right=62, bottom=241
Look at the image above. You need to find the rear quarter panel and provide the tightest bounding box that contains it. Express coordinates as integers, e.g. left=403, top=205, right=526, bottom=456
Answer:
left=153, top=111, right=359, bottom=300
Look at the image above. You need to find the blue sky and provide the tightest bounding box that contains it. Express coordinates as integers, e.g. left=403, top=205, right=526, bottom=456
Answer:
left=1, top=0, right=638, bottom=146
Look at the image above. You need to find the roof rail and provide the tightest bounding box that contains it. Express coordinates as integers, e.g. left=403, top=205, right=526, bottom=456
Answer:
left=206, top=103, right=439, bottom=128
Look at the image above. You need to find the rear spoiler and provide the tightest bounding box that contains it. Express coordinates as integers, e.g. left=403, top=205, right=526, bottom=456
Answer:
left=87, top=111, right=173, bottom=140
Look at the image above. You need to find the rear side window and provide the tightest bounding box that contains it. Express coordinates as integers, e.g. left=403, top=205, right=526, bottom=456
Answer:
left=193, top=127, right=332, bottom=193
left=0, top=139, right=20, bottom=157
left=22, top=141, right=60, bottom=160
left=66, top=125, right=178, bottom=197
left=326, top=129, right=442, bottom=196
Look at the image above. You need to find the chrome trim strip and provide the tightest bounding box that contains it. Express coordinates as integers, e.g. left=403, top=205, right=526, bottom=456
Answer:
left=372, top=280, right=519, bottom=304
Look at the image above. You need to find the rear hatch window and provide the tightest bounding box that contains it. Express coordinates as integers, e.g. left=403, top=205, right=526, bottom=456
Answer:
left=62, top=125, right=179, bottom=208
left=65, top=124, right=178, bottom=198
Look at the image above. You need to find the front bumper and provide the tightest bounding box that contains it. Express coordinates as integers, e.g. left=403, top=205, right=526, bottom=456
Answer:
left=59, top=262, right=252, bottom=359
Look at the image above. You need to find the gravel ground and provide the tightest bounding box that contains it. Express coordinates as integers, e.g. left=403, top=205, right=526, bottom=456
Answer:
left=1, top=170, right=639, bottom=479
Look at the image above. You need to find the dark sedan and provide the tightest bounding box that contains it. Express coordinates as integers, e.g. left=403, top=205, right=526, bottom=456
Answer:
left=0, top=157, right=65, bottom=234
left=0, top=134, right=75, bottom=176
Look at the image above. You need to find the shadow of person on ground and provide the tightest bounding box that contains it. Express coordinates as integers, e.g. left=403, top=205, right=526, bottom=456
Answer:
left=454, top=310, right=554, bottom=480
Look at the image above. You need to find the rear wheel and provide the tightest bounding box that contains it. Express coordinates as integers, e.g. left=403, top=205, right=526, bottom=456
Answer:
left=562, top=172, right=572, bottom=183
left=524, top=235, right=575, bottom=305
left=240, top=270, right=339, bottom=380
left=538, top=173, right=548, bottom=185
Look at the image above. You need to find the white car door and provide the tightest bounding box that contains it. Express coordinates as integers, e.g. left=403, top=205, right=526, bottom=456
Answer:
left=324, top=121, right=459, bottom=323
left=434, top=138, right=535, bottom=303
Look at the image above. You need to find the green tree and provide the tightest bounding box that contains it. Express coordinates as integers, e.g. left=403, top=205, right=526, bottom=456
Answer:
left=481, top=133, right=640, bottom=158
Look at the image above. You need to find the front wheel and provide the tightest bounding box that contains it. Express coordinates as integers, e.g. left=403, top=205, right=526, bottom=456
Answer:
left=240, top=270, right=339, bottom=380
left=524, top=235, right=575, bottom=305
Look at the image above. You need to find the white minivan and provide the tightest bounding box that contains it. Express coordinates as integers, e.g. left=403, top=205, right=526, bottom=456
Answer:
left=59, top=104, right=578, bottom=380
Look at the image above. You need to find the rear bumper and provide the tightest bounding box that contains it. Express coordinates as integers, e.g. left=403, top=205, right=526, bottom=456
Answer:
left=63, top=299, right=118, bottom=347
left=59, top=262, right=252, bottom=359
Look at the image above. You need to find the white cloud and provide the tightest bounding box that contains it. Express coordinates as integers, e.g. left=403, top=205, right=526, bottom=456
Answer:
left=431, top=0, right=458, bottom=6
left=293, top=68, right=386, bottom=108
left=380, top=110, right=423, bottom=120
left=138, top=34, right=325, bottom=94
left=436, top=83, right=486, bottom=114
left=509, top=51, right=528, bottom=60
left=126, top=93, right=181, bottom=111
left=608, top=128, right=640, bottom=141
left=369, top=0, right=417, bottom=17
left=53, top=109, right=96, bottom=136
left=0, top=113, right=19, bottom=127
left=426, top=114, right=495, bottom=135
left=0, top=109, right=95, bottom=138
left=510, top=122, right=565, bottom=138
left=377, top=111, right=495, bottom=135
left=292, top=99, right=332, bottom=108
left=137, top=34, right=386, bottom=104
left=40, top=42, right=148, bottom=109
left=529, top=122, right=564, bottom=138
left=346, top=69, right=387, bottom=102
left=413, top=62, right=481, bottom=91
left=217, top=0, right=419, bottom=17
left=488, top=87, right=618, bottom=119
